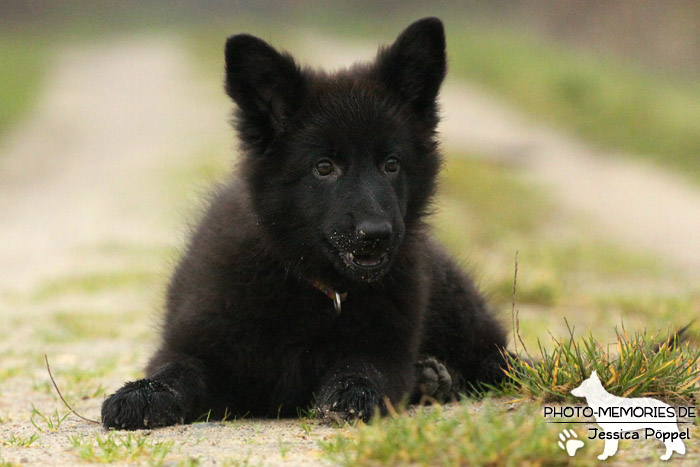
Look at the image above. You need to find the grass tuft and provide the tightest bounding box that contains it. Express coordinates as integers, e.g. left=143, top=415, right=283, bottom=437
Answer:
left=29, top=406, right=69, bottom=432
left=2, top=432, right=40, bottom=447
left=502, top=324, right=700, bottom=403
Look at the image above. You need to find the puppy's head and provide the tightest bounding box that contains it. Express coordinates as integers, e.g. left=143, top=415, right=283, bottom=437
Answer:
left=225, top=18, right=446, bottom=283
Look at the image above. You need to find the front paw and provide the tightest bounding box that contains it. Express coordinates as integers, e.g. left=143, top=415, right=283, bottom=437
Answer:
left=101, top=379, right=185, bottom=430
left=316, top=377, right=384, bottom=423
left=414, top=357, right=452, bottom=402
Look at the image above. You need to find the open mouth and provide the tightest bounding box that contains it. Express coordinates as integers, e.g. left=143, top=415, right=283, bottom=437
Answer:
left=341, top=252, right=388, bottom=270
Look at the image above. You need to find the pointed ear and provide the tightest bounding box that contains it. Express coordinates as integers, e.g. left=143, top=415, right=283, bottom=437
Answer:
left=375, top=17, right=446, bottom=116
left=225, top=34, right=306, bottom=145
left=590, top=370, right=598, bottom=379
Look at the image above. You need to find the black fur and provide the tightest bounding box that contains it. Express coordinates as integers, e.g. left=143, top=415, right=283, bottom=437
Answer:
left=101, top=17, right=508, bottom=430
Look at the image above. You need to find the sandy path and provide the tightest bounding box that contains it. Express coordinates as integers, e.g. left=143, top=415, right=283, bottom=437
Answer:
left=0, top=36, right=229, bottom=294
left=295, top=33, right=700, bottom=277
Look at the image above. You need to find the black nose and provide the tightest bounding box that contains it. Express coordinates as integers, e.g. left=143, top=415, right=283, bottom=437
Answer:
left=356, top=220, right=393, bottom=242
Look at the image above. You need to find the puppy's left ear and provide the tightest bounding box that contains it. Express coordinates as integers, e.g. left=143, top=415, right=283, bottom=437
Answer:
left=375, top=17, right=446, bottom=116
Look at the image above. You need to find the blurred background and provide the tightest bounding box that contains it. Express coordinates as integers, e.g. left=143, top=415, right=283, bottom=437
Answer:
left=0, top=0, right=699, bottom=391
left=0, top=1, right=699, bottom=464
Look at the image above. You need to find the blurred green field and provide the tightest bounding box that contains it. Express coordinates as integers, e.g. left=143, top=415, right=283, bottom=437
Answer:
left=447, top=26, right=700, bottom=182
left=0, top=33, right=46, bottom=142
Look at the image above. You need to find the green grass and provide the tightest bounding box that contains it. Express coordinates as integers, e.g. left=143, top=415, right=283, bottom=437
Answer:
left=2, top=433, right=40, bottom=448
left=30, top=406, right=69, bottom=432
left=0, top=33, right=47, bottom=143
left=32, top=270, right=160, bottom=301
left=69, top=432, right=174, bottom=464
left=320, top=400, right=597, bottom=466
left=176, top=458, right=203, bottom=467
left=41, top=311, right=122, bottom=342
left=595, top=293, right=700, bottom=324
left=438, top=156, right=548, bottom=242
left=165, top=145, right=232, bottom=214
left=42, top=359, right=116, bottom=401
left=0, top=367, right=21, bottom=382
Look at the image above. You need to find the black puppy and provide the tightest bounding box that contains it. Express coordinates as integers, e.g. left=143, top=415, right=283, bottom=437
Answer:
left=102, top=17, right=509, bottom=430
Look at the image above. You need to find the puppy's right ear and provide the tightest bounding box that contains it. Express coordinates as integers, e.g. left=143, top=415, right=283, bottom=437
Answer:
left=225, top=34, right=306, bottom=145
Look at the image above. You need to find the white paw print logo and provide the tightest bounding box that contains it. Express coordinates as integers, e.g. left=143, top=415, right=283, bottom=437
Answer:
left=558, top=428, right=584, bottom=456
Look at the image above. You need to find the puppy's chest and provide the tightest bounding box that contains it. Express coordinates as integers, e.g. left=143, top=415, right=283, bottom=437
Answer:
left=231, top=279, right=411, bottom=352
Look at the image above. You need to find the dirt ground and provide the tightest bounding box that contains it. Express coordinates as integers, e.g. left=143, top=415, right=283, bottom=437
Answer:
left=1, top=32, right=698, bottom=465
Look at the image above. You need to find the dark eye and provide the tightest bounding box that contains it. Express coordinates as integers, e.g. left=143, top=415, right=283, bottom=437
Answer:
left=315, top=159, right=334, bottom=177
left=384, top=156, right=400, bottom=173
